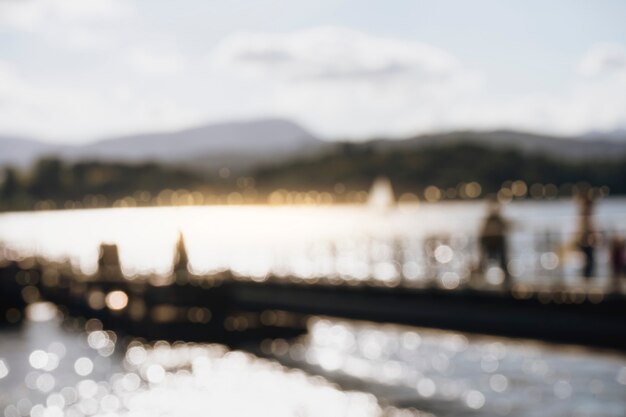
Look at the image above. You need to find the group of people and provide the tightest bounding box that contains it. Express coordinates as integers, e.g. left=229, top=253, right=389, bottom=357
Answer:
left=478, top=194, right=625, bottom=289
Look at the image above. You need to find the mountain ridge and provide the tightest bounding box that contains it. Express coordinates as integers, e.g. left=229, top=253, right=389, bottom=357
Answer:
left=368, top=129, right=626, bottom=161
left=0, top=118, right=322, bottom=169
left=1, top=119, right=626, bottom=170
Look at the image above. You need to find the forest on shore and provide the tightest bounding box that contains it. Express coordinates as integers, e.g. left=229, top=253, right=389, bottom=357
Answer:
left=1, top=142, right=624, bottom=211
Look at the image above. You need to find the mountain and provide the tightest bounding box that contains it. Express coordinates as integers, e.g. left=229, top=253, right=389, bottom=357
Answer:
left=0, top=137, right=61, bottom=168
left=65, top=118, right=321, bottom=162
left=580, top=128, right=626, bottom=142
left=0, top=118, right=324, bottom=170
left=370, top=130, right=626, bottom=160
left=2, top=121, right=626, bottom=171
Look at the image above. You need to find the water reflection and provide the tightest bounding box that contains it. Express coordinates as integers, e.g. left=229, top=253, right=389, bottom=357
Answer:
left=266, top=318, right=626, bottom=417
left=0, top=313, right=122, bottom=416
left=0, top=200, right=624, bottom=289
left=0, top=308, right=409, bottom=417
left=3, top=309, right=625, bottom=417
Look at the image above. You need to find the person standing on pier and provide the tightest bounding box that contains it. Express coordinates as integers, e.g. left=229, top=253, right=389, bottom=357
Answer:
left=479, top=197, right=510, bottom=288
left=577, top=195, right=597, bottom=280
left=610, top=234, right=625, bottom=292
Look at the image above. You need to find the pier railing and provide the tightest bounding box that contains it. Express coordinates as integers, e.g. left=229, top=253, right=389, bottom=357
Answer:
left=1, top=242, right=625, bottom=351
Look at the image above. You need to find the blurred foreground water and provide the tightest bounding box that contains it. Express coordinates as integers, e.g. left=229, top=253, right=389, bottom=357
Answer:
left=1, top=308, right=625, bottom=417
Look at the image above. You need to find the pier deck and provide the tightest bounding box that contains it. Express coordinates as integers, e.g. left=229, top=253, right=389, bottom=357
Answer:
left=2, top=258, right=625, bottom=351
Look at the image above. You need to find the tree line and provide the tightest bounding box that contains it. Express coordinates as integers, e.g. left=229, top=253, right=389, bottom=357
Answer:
left=252, top=142, right=626, bottom=196
left=0, top=158, right=206, bottom=210
left=1, top=142, right=625, bottom=210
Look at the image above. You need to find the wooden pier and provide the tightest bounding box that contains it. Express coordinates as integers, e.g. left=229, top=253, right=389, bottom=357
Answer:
left=1, top=243, right=625, bottom=351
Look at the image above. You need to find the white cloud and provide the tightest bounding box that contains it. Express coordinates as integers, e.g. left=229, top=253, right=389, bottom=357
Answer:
left=1, top=22, right=626, bottom=141
left=0, top=61, right=201, bottom=141
left=488, top=43, right=626, bottom=135
left=128, top=48, right=186, bottom=75
left=0, top=0, right=133, bottom=49
left=210, top=32, right=626, bottom=137
left=211, top=27, right=482, bottom=137
left=214, top=27, right=465, bottom=82
left=578, top=43, right=626, bottom=77
left=0, top=0, right=132, bottom=31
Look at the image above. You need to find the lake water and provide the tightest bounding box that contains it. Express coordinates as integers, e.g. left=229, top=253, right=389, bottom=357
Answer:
left=0, top=198, right=625, bottom=285
left=1, top=200, right=626, bottom=417
left=0, top=310, right=625, bottom=417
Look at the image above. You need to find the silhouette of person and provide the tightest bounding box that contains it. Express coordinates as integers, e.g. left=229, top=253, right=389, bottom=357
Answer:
left=479, top=197, right=510, bottom=287
left=577, top=195, right=597, bottom=280
left=610, top=234, right=625, bottom=292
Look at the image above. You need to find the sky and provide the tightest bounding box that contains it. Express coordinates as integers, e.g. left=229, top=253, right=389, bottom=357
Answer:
left=1, top=0, right=626, bottom=143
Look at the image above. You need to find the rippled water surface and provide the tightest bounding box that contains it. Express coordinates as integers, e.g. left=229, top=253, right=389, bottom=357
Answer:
left=0, top=314, right=389, bottom=417
left=1, top=313, right=625, bottom=417
left=285, top=318, right=626, bottom=416
left=1, top=200, right=626, bottom=416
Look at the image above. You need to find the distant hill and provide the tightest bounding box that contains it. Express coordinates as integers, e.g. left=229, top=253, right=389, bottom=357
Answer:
left=0, top=137, right=61, bottom=168
left=1, top=121, right=626, bottom=171
left=370, top=130, right=626, bottom=161
left=0, top=118, right=323, bottom=170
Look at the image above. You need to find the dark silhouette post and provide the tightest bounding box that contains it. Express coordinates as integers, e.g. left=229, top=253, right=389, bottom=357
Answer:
left=174, top=232, right=190, bottom=284
left=479, top=198, right=510, bottom=288
left=98, top=243, right=123, bottom=281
